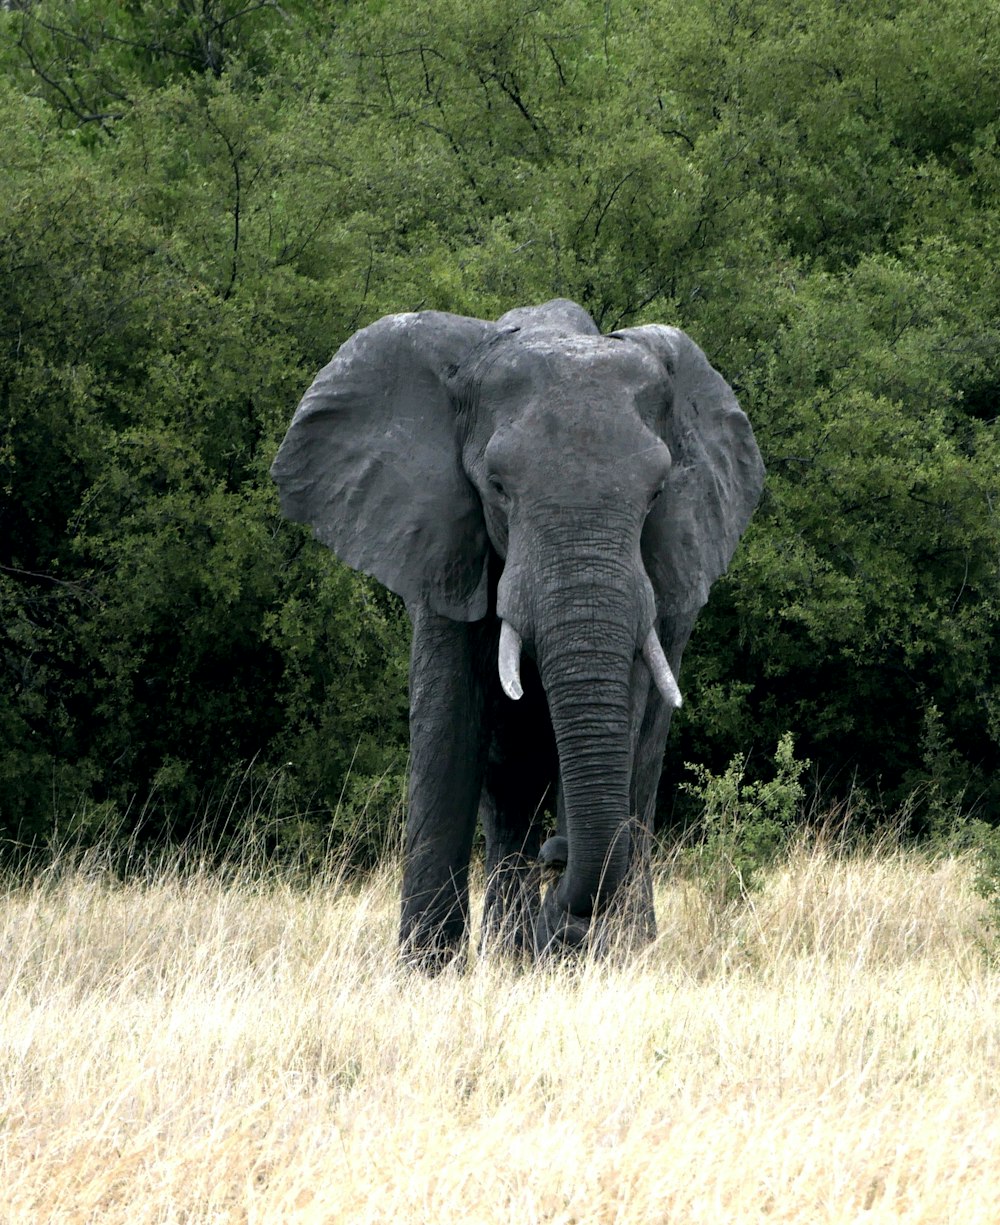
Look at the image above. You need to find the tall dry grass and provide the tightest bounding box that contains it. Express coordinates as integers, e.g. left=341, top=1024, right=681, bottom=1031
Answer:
left=1, top=839, right=997, bottom=1223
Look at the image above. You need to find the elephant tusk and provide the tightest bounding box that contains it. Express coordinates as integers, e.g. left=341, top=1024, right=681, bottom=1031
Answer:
left=498, top=620, right=523, bottom=701
left=642, top=628, right=683, bottom=710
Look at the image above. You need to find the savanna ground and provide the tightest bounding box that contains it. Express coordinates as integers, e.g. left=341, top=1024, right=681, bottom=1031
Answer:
left=1, top=837, right=998, bottom=1223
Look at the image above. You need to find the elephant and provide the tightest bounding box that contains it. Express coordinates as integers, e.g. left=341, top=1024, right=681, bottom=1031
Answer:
left=271, top=299, right=764, bottom=967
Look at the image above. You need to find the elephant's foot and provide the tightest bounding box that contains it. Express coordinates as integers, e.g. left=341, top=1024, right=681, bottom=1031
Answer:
left=479, top=912, right=536, bottom=961
left=399, top=911, right=470, bottom=974
left=534, top=835, right=591, bottom=958
left=533, top=834, right=658, bottom=959
left=400, top=939, right=468, bottom=975
left=534, top=886, right=591, bottom=958
left=480, top=853, right=541, bottom=959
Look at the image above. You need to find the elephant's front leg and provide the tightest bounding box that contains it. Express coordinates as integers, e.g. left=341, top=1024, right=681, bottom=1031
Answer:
left=400, top=606, right=490, bottom=971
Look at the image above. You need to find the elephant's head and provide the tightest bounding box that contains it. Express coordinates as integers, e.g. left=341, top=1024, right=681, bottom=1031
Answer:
left=272, top=300, right=763, bottom=953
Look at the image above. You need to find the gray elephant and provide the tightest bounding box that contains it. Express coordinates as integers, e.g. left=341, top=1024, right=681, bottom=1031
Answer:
left=271, top=299, right=764, bottom=967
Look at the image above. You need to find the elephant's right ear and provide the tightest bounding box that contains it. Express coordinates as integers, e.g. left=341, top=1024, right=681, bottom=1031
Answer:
left=612, top=324, right=765, bottom=622
left=271, top=311, right=496, bottom=620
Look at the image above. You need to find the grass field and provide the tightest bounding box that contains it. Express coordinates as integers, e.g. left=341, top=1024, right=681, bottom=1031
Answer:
left=1, top=838, right=997, bottom=1223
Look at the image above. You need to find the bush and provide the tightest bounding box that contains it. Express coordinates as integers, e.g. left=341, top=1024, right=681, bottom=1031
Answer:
left=680, top=733, right=810, bottom=904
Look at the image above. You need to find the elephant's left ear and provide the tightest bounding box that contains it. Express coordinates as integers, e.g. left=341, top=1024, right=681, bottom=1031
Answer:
left=612, top=325, right=765, bottom=620
left=271, top=311, right=496, bottom=620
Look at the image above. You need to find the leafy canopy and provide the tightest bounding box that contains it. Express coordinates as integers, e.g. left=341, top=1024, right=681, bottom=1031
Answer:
left=1, top=0, right=997, bottom=855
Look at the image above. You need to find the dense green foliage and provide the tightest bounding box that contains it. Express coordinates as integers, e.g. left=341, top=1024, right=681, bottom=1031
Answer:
left=1, top=0, right=997, bottom=855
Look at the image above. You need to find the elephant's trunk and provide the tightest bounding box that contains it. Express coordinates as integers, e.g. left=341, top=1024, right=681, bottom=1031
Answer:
left=533, top=585, right=638, bottom=925
left=497, top=512, right=671, bottom=949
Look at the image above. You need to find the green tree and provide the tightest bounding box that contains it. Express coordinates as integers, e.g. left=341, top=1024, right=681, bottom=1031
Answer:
left=1, top=0, right=997, bottom=860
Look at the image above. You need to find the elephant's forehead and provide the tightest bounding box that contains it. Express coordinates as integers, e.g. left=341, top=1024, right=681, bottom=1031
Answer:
left=481, top=338, right=670, bottom=483
left=481, top=334, right=664, bottom=406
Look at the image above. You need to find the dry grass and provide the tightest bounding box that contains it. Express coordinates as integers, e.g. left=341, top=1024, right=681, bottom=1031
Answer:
left=1, top=839, right=998, bottom=1223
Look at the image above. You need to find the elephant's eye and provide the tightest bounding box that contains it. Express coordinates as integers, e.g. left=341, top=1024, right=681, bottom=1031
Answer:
left=488, top=474, right=508, bottom=500
left=648, top=483, right=665, bottom=511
